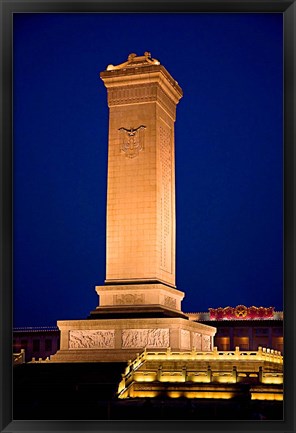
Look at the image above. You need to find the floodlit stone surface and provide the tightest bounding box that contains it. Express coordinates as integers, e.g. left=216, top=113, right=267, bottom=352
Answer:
left=51, top=53, right=217, bottom=362
left=117, top=347, right=283, bottom=400
left=50, top=318, right=216, bottom=362
left=95, top=283, right=184, bottom=311
left=100, top=52, right=182, bottom=287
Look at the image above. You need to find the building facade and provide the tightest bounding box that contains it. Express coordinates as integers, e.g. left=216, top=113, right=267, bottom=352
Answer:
left=13, top=327, right=60, bottom=363
left=188, top=306, right=283, bottom=353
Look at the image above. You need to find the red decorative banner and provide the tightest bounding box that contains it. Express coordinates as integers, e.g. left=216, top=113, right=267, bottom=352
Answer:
left=209, top=305, right=274, bottom=320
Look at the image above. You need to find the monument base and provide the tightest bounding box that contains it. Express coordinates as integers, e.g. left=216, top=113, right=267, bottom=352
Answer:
left=50, top=317, right=216, bottom=363
left=89, top=282, right=189, bottom=319
left=89, top=305, right=189, bottom=319
left=94, top=283, right=184, bottom=310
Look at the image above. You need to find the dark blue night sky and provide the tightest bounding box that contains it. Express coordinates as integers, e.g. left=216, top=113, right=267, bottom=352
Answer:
left=13, top=13, right=283, bottom=327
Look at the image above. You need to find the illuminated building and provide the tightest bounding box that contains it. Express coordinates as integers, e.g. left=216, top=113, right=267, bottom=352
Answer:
left=188, top=305, right=283, bottom=352
left=117, top=347, right=283, bottom=401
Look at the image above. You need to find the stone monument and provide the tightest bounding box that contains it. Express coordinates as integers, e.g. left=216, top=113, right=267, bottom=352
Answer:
left=50, top=53, right=216, bottom=362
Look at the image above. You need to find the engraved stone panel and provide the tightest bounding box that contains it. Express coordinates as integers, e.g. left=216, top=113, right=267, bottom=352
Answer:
left=202, top=335, right=211, bottom=351
left=147, top=329, right=170, bottom=348
left=180, top=329, right=191, bottom=350
left=163, top=296, right=176, bottom=309
left=108, top=85, right=176, bottom=119
left=159, top=123, right=172, bottom=273
left=192, top=332, right=202, bottom=350
left=115, top=293, right=145, bottom=305
left=108, top=84, right=157, bottom=107
left=122, top=328, right=169, bottom=349
left=69, top=330, right=115, bottom=349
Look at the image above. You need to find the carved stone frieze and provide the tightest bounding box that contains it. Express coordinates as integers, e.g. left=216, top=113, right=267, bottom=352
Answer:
left=122, top=328, right=169, bottom=349
left=192, top=332, right=202, bottom=350
left=163, top=296, right=176, bottom=309
left=180, top=329, right=191, bottom=350
left=202, top=335, right=211, bottom=351
left=69, top=330, right=115, bottom=349
left=159, top=123, right=172, bottom=273
left=107, top=84, right=176, bottom=119
left=115, top=293, right=145, bottom=305
left=108, top=84, right=157, bottom=107
left=156, top=87, right=176, bottom=120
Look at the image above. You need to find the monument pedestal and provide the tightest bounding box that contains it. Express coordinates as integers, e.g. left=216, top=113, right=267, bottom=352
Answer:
left=50, top=317, right=216, bottom=363
left=90, top=283, right=187, bottom=319
left=51, top=282, right=216, bottom=362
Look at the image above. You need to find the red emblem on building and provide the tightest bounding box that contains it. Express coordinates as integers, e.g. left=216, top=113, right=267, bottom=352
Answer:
left=209, top=305, right=274, bottom=320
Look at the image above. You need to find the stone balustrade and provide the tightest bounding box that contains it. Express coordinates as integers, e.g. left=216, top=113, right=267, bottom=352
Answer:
left=124, top=346, right=282, bottom=376
left=13, top=349, right=25, bottom=365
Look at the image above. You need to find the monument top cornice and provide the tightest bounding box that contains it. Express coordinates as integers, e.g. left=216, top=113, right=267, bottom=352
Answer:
left=106, top=52, right=160, bottom=71
left=100, top=52, right=183, bottom=102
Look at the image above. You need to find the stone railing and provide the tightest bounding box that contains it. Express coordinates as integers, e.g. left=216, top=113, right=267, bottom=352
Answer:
left=30, top=356, right=51, bottom=363
left=13, top=349, right=25, bottom=365
left=122, top=346, right=283, bottom=380
left=126, top=346, right=282, bottom=369
left=118, top=347, right=284, bottom=396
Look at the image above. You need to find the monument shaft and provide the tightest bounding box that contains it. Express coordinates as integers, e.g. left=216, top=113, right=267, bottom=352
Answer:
left=100, top=53, right=183, bottom=288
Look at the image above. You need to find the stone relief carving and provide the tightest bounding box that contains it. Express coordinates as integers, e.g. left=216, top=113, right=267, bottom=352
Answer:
left=108, top=85, right=176, bottom=119
left=108, top=84, right=157, bottom=106
left=122, top=328, right=169, bottom=349
left=202, top=335, right=211, bottom=351
left=115, top=293, right=145, bottom=305
left=180, top=329, right=191, bottom=350
left=147, top=329, right=169, bottom=347
left=69, top=330, right=115, bottom=349
left=157, top=87, right=177, bottom=120
left=159, top=124, right=172, bottom=272
left=118, top=125, right=146, bottom=158
left=192, top=332, right=202, bottom=350
left=163, top=296, right=176, bottom=309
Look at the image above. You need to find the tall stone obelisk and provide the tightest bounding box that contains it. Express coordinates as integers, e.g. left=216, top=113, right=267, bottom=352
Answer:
left=51, top=53, right=216, bottom=363
left=103, top=52, right=181, bottom=287
left=92, top=52, right=186, bottom=317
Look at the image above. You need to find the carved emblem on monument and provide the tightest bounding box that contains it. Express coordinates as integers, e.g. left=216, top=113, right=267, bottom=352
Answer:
left=119, top=125, right=146, bottom=158
left=69, top=330, right=115, bottom=349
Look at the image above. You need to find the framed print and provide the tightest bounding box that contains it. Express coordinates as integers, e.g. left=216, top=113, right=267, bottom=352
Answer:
left=1, top=1, right=295, bottom=433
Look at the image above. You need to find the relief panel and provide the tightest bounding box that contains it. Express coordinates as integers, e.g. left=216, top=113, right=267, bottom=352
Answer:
left=192, top=332, right=202, bottom=350
left=122, top=328, right=169, bottom=349
left=163, top=296, right=176, bottom=309
left=69, top=330, right=115, bottom=349
left=159, top=123, right=172, bottom=273
left=115, top=293, right=145, bottom=305
left=202, top=335, right=211, bottom=351
left=180, top=329, right=191, bottom=350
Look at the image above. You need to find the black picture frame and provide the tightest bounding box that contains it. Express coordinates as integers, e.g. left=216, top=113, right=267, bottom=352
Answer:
left=1, top=1, right=295, bottom=432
